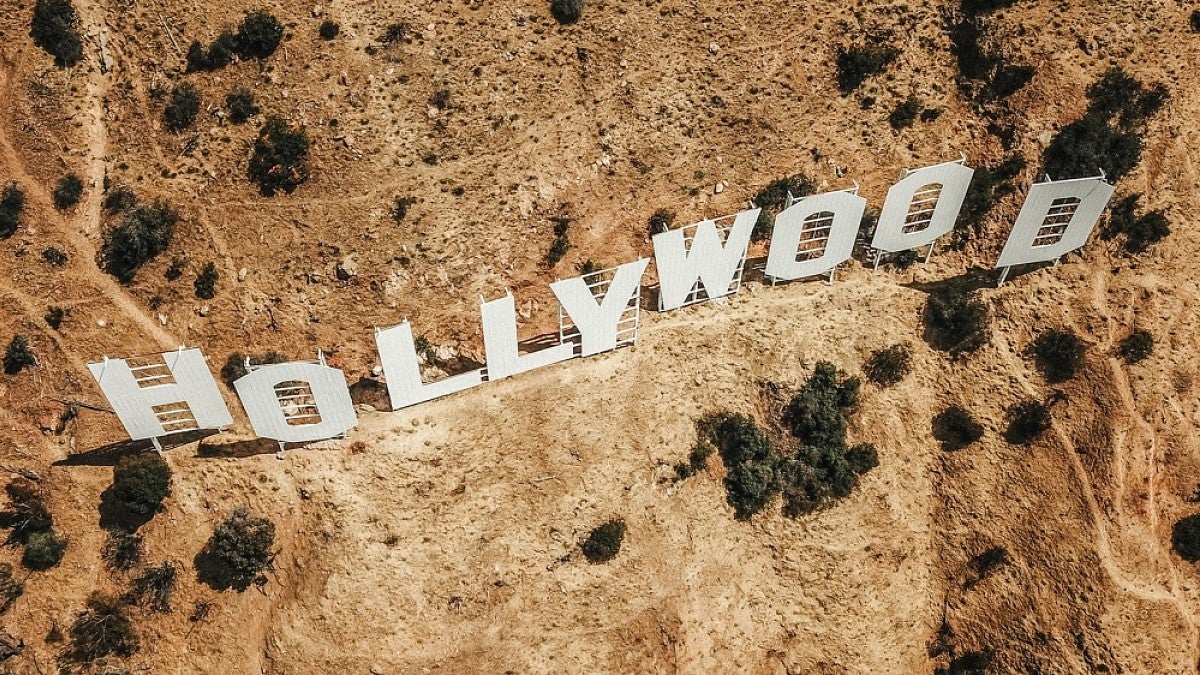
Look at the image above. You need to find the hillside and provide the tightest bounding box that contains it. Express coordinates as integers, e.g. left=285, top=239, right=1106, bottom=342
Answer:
left=1, top=0, right=1199, bottom=671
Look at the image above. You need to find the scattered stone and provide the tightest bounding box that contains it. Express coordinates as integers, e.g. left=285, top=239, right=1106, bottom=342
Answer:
left=708, top=42, right=720, bottom=54
left=238, top=267, right=248, bottom=282
left=336, top=256, right=358, bottom=281
left=97, top=319, right=107, bottom=327
left=197, top=305, right=209, bottom=317
left=714, top=182, right=724, bottom=194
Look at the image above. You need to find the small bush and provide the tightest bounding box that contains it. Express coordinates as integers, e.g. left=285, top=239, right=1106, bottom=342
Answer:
left=101, top=529, right=143, bottom=571
left=53, top=173, right=83, bottom=209
left=103, top=185, right=137, bottom=213
left=3, top=335, right=37, bottom=375
left=187, top=32, right=238, bottom=72
left=545, top=217, right=571, bottom=266
left=0, top=564, right=23, bottom=614
left=102, top=200, right=178, bottom=283
left=165, top=256, right=185, bottom=281
left=1172, top=514, right=1200, bottom=562
left=130, top=562, right=176, bottom=611
left=924, top=281, right=989, bottom=356
left=226, top=88, right=258, bottom=124
left=204, top=507, right=276, bottom=589
left=30, top=0, right=83, bottom=67
left=44, top=306, right=65, bottom=330
left=1192, top=10, right=1200, bottom=32
left=220, top=351, right=287, bottom=387
left=164, top=82, right=201, bottom=133
left=845, top=443, right=879, bottom=474
left=1118, top=330, right=1153, bottom=364
left=550, top=0, right=585, bottom=24
left=392, top=196, right=416, bottom=222
left=23, top=528, right=67, bottom=570
left=0, top=182, right=25, bottom=239
left=429, top=88, right=451, bottom=110
left=648, top=208, right=675, bottom=237
left=236, top=11, right=284, bottom=59
left=109, top=453, right=171, bottom=517
left=932, top=406, right=984, bottom=451
left=194, top=262, right=219, bottom=299
left=888, top=96, right=921, bottom=129
left=249, top=116, right=310, bottom=196
left=1005, top=399, right=1051, bottom=445
left=69, top=593, right=138, bottom=661
left=752, top=173, right=814, bottom=240
left=580, top=519, right=624, bottom=563
left=836, top=44, right=898, bottom=93
left=864, top=343, right=912, bottom=386
left=319, top=20, right=339, bottom=40
left=1029, top=329, right=1085, bottom=383
left=0, top=477, right=53, bottom=542
left=42, top=247, right=68, bottom=267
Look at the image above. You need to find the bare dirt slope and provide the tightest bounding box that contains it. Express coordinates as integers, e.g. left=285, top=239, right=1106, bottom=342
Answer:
left=0, top=0, right=1199, bottom=672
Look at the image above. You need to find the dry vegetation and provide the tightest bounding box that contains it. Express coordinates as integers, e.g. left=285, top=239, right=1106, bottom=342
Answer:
left=0, top=0, right=1199, bottom=671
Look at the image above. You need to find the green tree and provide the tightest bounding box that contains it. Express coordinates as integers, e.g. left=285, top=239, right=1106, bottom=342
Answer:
left=109, top=453, right=172, bottom=516
left=164, top=82, right=201, bottom=133
left=319, top=20, right=340, bottom=40
left=3, top=335, right=37, bottom=375
left=580, top=519, right=625, bottom=563
left=102, top=200, right=178, bottom=283
left=1030, top=329, right=1085, bottom=383
left=194, top=262, right=219, bottom=299
left=550, top=0, right=585, bottom=24
left=53, top=173, right=83, bottom=209
left=22, top=529, right=67, bottom=570
left=249, top=117, right=310, bottom=196
left=1172, top=514, right=1200, bottom=562
left=236, top=11, right=284, bottom=59
left=205, top=507, right=276, bottom=589
left=30, top=0, right=83, bottom=66
left=864, top=343, right=912, bottom=386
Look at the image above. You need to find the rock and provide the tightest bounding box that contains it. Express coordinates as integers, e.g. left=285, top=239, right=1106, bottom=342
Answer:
left=97, top=319, right=107, bottom=327
left=336, top=256, right=358, bottom=281
left=311, top=5, right=323, bottom=16
left=197, top=305, right=209, bottom=317
left=355, top=404, right=377, bottom=413
left=158, top=314, right=167, bottom=325
left=238, top=267, right=248, bottom=282
left=708, top=41, right=720, bottom=54
left=714, top=182, right=724, bottom=194
left=1037, top=130, right=1054, bottom=146
left=371, top=364, right=383, bottom=377
left=434, top=345, right=457, bottom=362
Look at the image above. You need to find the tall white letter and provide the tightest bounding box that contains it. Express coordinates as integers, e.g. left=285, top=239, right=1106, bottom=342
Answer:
left=871, top=159, right=974, bottom=254
left=375, top=321, right=483, bottom=410
left=88, top=347, right=232, bottom=443
left=481, top=291, right=575, bottom=380
left=233, top=356, right=357, bottom=444
left=996, top=175, right=1114, bottom=283
left=550, top=258, right=649, bottom=356
left=764, top=189, right=864, bottom=282
left=652, top=208, right=758, bottom=311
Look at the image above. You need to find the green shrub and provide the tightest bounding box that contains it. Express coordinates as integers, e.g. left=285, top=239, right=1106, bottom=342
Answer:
left=53, top=173, right=83, bottom=209
left=1192, top=10, right=1200, bottom=32
left=220, top=351, right=287, bottom=387
left=836, top=44, right=898, bottom=93
left=44, top=306, right=65, bottom=330
left=675, top=441, right=713, bottom=479
left=69, top=593, right=138, bottom=661
left=30, top=0, right=83, bottom=67
left=0, top=564, right=23, bottom=614
left=130, top=562, right=176, bottom=611
left=924, top=281, right=989, bottom=356
left=864, top=343, right=912, bottom=386
left=186, top=32, right=238, bottom=72
left=23, top=528, right=67, bottom=570
left=0, top=477, right=53, bottom=542
left=1118, top=330, right=1152, bottom=364
left=3, top=335, right=37, bottom=375
left=165, top=256, right=185, bottom=281
left=206, top=507, right=276, bottom=588
left=1172, top=514, right=1200, bottom=562
left=648, top=208, right=675, bottom=237
left=236, top=11, right=284, bottom=59
left=226, top=88, right=258, bottom=124
left=932, top=406, right=984, bottom=451
left=580, top=519, right=624, bottom=563
left=103, top=185, right=136, bottom=213
left=164, top=82, right=201, bottom=133
left=109, top=453, right=171, bottom=517
left=888, top=96, right=921, bottom=129
left=319, top=20, right=339, bottom=40
left=550, top=0, right=585, bottom=24
left=392, top=196, right=416, bottom=222
left=545, top=217, right=571, bottom=266
left=101, top=529, right=143, bottom=571
left=102, top=200, right=178, bottom=283
left=194, top=262, right=219, bottom=299
left=752, top=174, right=814, bottom=240
left=185, top=41, right=207, bottom=72
left=1005, top=399, right=1051, bottom=445
left=42, top=247, right=68, bottom=267
left=845, top=443, right=879, bottom=474
left=786, top=361, right=859, bottom=446
left=703, top=413, right=777, bottom=520
left=0, top=182, right=25, bottom=239
left=249, top=117, right=310, bottom=196
left=1029, top=329, right=1085, bottom=383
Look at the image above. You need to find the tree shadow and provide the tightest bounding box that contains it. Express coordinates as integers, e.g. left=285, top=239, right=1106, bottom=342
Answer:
left=54, top=429, right=216, bottom=467
left=98, top=483, right=157, bottom=532
left=193, top=547, right=257, bottom=592
left=195, top=436, right=280, bottom=459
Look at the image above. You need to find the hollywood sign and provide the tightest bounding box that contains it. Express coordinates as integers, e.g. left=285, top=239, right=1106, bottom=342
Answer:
left=86, top=158, right=1115, bottom=451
